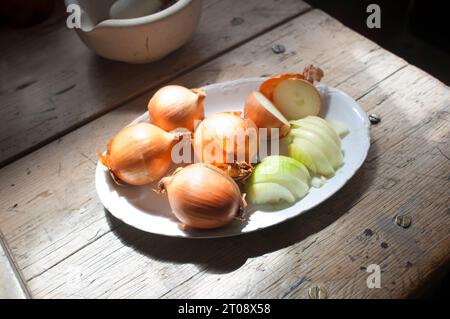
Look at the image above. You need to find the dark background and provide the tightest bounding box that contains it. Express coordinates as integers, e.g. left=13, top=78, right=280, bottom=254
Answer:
left=307, top=0, right=450, bottom=84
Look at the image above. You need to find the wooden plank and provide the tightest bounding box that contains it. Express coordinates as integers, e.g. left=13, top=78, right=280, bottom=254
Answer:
left=27, top=64, right=449, bottom=299
left=1, top=9, right=447, bottom=298
left=0, top=9, right=408, bottom=283
left=0, top=0, right=310, bottom=166
left=26, top=157, right=450, bottom=299
left=163, top=66, right=450, bottom=299
left=0, top=234, right=29, bottom=299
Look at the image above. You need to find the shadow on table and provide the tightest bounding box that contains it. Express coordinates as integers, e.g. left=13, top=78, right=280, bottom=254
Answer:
left=106, top=144, right=379, bottom=274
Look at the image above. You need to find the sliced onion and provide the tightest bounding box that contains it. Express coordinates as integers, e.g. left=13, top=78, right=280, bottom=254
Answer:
left=247, top=183, right=295, bottom=205
left=243, top=91, right=290, bottom=139
left=328, top=120, right=349, bottom=138
left=246, top=155, right=311, bottom=205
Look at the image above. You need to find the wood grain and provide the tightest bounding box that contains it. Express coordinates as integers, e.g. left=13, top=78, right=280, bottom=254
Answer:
left=0, top=8, right=406, bottom=282
left=0, top=9, right=448, bottom=298
left=25, top=64, right=449, bottom=299
left=0, top=0, right=310, bottom=166
left=0, top=234, right=29, bottom=298
left=162, top=65, right=450, bottom=299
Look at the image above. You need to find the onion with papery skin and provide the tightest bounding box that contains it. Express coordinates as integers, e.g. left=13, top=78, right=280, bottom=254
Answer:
left=158, top=163, right=243, bottom=229
left=193, top=112, right=258, bottom=180
left=148, top=85, right=205, bottom=132
left=98, top=122, right=185, bottom=186
left=243, top=91, right=290, bottom=139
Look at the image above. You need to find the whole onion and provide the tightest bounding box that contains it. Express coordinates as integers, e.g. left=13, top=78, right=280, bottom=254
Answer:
left=193, top=112, right=258, bottom=179
left=158, top=163, right=243, bottom=229
left=148, top=85, right=205, bottom=132
left=99, top=122, right=185, bottom=186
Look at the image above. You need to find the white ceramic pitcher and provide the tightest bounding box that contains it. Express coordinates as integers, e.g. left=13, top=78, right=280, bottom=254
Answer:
left=65, top=0, right=202, bottom=63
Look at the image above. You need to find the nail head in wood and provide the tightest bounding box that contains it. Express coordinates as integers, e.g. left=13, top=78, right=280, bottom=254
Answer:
left=369, top=113, right=381, bottom=124
left=231, top=17, right=244, bottom=26
left=308, top=285, right=327, bottom=299
left=272, top=44, right=286, bottom=54
left=394, top=214, right=412, bottom=228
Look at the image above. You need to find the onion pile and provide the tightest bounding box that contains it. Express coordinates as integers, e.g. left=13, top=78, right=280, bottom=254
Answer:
left=148, top=85, right=205, bottom=132
left=98, top=122, right=186, bottom=186
left=193, top=112, right=258, bottom=179
left=98, top=66, right=330, bottom=230
left=158, top=163, right=242, bottom=229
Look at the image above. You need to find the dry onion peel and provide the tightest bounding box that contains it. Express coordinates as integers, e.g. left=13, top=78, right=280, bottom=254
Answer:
left=193, top=112, right=258, bottom=180
left=214, top=161, right=254, bottom=182
left=302, top=65, right=324, bottom=83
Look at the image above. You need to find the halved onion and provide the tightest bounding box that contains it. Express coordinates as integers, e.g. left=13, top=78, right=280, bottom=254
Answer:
left=273, top=78, right=323, bottom=120
left=259, top=66, right=324, bottom=101
left=243, top=91, right=290, bottom=139
left=259, top=73, right=305, bottom=101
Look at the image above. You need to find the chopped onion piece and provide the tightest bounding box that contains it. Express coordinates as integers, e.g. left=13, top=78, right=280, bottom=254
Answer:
left=247, top=183, right=296, bottom=204
left=311, top=176, right=327, bottom=188
left=328, top=120, right=349, bottom=138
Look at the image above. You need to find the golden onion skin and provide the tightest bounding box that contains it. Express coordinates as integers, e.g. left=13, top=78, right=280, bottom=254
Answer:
left=108, top=122, right=176, bottom=185
left=148, top=85, right=205, bottom=132
left=193, top=112, right=258, bottom=165
left=162, top=164, right=241, bottom=229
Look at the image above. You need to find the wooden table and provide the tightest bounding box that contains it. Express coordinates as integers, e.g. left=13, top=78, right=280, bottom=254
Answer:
left=0, top=0, right=448, bottom=299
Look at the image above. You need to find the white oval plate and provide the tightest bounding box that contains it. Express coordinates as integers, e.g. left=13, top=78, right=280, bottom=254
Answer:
left=96, top=78, right=370, bottom=238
